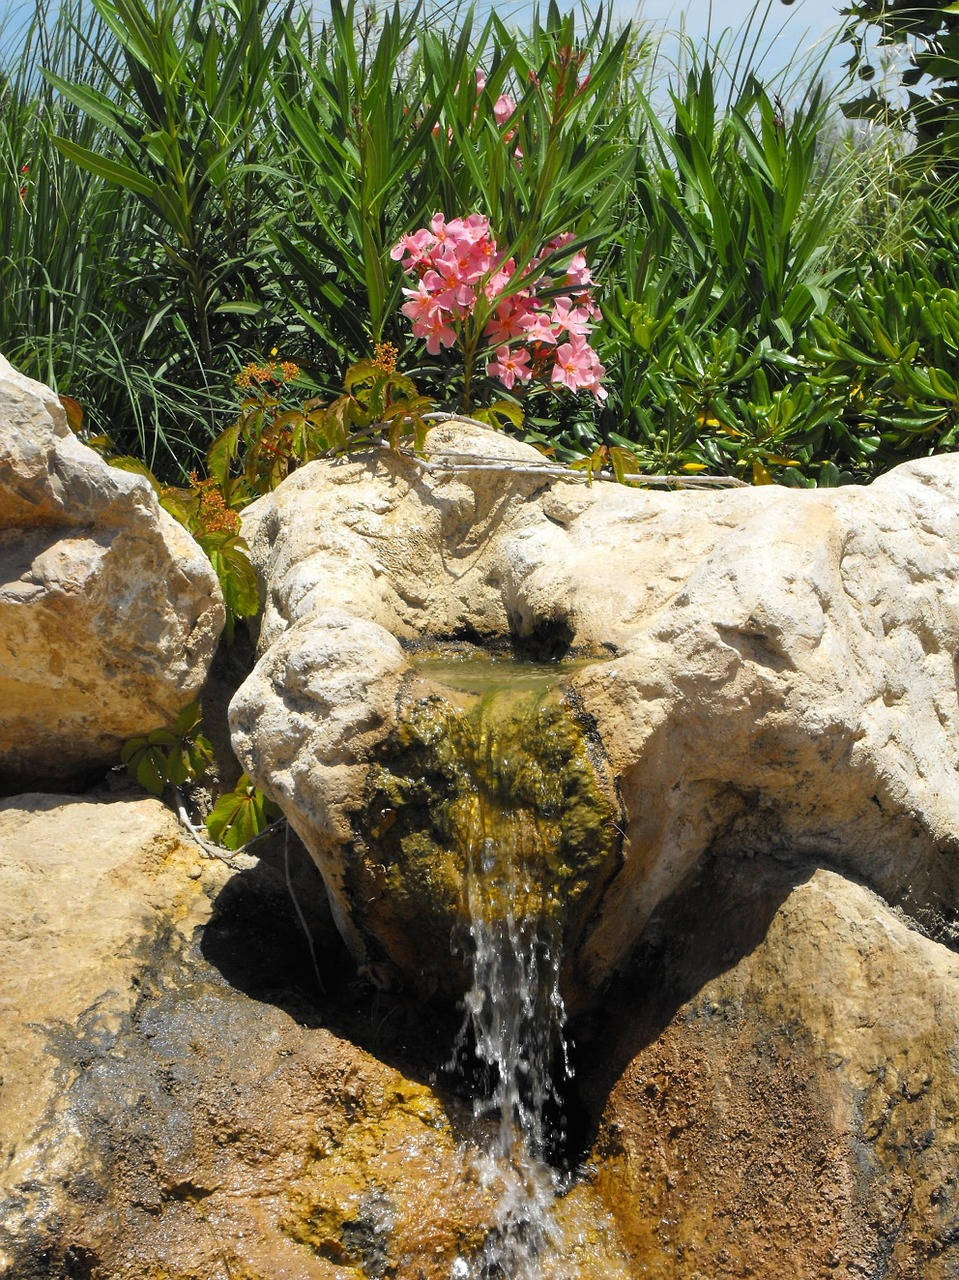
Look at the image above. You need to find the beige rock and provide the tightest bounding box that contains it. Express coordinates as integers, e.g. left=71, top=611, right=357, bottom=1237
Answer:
left=0, top=792, right=628, bottom=1280
left=0, top=792, right=227, bottom=1194
left=231, top=422, right=959, bottom=997
left=4, top=793, right=959, bottom=1278
left=0, top=354, right=224, bottom=788
left=586, top=861, right=959, bottom=1279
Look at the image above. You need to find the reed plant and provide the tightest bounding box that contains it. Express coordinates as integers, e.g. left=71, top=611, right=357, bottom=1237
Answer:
left=1, top=1, right=248, bottom=473
left=0, top=0, right=953, bottom=484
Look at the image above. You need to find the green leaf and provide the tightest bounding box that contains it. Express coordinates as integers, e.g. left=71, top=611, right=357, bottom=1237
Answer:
left=214, top=301, right=265, bottom=315
left=51, top=135, right=160, bottom=200
left=206, top=774, right=280, bottom=850
left=475, top=399, right=524, bottom=430
left=173, top=699, right=204, bottom=738
left=108, top=455, right=162, bottom=489
left=207, top=422, right=243, bottom=491
left=197, top=531, right=260, bottom=619
left=120, top=739, right=169, bottom=796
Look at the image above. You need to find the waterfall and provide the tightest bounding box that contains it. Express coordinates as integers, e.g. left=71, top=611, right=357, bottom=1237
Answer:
left=367, top=648, right=631, bottom=1278
left=446, top=683, right=594, bottom=1280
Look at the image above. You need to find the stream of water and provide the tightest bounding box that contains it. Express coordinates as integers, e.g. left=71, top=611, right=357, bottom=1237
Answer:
left=453, top=830, right=571, bottom=1280
left=417, top=653, right=630, bottom=1280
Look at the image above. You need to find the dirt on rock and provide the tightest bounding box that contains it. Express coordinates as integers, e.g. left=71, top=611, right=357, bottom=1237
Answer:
left=581, top=855, right=959, bottom=1279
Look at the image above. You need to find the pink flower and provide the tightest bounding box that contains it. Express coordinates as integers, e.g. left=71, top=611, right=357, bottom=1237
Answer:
left=483, top=258, right=516, bottom=301
left=390, top=228, right=436, bottom=269
left=487, top=345, right=532, bottom=389
left=484, top=295, right=534, bottom=346
left=412, top=310, right=459, bottom=355
left=522, top=311, right=559, bottom=346
left=565, top=251, right=592, bottom=288
left=440, top=212, right=490, bottom=247
left=551, top=335, right=606, bottom=400
left=543, top=232, right=574, bottom=257
left=427, top=258, right=477, bottom=312
left=550, top=296, right=592, bottom=338
left=493, top=93, right=516, bottom=127
left=394, top=213, right=601, bottom=398
left=474, top=69, right=515, bottom=127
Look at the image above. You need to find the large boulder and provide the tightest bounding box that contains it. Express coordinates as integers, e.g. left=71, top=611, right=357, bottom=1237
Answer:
left=585, top=858, right=959, bottom=1278
left=0, top=792, right=627, bottom=1280
left=0, top=355, right=224, bottom=789
left=5, top=798, right=959, bottom=1276
left=229, top=421, right=959, bottom=1002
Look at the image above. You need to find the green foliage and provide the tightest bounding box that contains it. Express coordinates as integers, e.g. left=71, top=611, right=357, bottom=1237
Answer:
left=207, top=349, right=434, bottom=506
left=5, top=0, right=958, bottom=490
left=841, top=0, right=959, bottom=183
left=270, top=0, right=637, bottom=366
left=595, top=66, right=856, bottom=482
left=120, top=701, right=213, bottom=796
left=424, top=5, right=635, bottom=283
left=271, top=0, right=450, bottom=352
left=45, top=0, right=288, bottom=371
left=0, top=0, right=248, bottom=476
left=206, top=773, right=281, bottom=850
left=803, top=202, right=959, bottom=463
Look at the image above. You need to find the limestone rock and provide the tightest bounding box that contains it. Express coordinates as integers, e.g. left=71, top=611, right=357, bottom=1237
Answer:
left=230, top=421, right=959, bottom=999
left=584, top=860, right=959, bottom=1279
left=0, top=793, right=229, bottom=1192
left=0, top=354, right=224, bottom=788
left=5, top=792, right=959, bottom=1278
left=0, top=792, right=625, bottom=1280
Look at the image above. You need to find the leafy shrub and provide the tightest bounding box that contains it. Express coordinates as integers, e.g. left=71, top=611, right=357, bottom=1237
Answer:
left=804, top=202, right=959, bottom=467
left=207, top=348, right=434, bottom=506
left=6, top=0, right=959, bottom=491
left=206, top=774, right=281, bottom=851
left=120, top=701, right=213, bottom=796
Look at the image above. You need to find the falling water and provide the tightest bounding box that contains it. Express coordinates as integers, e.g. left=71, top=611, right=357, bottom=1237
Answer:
left=360, top=648, right=631, bottom=1277
left=421, top=663, right=628, bottom=1280
left=454, top=825, right=570, bottom=1280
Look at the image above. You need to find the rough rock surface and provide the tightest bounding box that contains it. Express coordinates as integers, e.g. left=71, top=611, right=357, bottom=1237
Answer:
left=5, top=793, right=959, bottom=1278
left=0, top=354, right=224, bottom=789
left=0, top=792, right=627, bottom=1280
left=0, top=794, right=236, bottom=1177
left=230, top=421, right=959, bottom=998
left=584, top=859, right=959, bottom=1279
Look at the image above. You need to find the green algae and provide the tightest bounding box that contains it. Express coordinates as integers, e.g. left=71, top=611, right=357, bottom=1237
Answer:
left=348, top=649, right=621, bottom=997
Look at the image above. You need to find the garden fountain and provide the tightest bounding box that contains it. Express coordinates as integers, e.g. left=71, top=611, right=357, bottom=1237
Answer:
left=392, top=651, right=631, bottom=1279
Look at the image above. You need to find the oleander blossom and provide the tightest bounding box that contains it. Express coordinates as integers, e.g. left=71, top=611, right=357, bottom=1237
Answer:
left=391, top=212, right=605, bottom=401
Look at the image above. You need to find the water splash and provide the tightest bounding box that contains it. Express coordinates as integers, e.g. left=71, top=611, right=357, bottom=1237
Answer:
left=445, top=681, right=623, bottom=1280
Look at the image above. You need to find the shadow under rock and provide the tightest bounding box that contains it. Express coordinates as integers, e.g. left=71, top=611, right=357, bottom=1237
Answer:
left=200, top=827, right=826, bottom=1171
left=569, top=849, right=820, bottom=1151
left=199, top=826, right=462, bottom=1077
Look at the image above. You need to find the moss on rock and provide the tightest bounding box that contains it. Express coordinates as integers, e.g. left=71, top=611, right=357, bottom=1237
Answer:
left=347, top=654, right=621, bottom=998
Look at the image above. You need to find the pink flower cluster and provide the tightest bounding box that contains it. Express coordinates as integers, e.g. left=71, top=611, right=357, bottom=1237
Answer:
left=475, top=68, right=517, bottom=129
left=391, top=213, right=606, bottom=402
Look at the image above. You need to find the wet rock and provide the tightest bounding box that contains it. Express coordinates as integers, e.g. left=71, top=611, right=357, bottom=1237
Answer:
left=344, top=659, right=618, bottom=997
left=231, top=421, right=959, bottom=998
left=0, top=792, right=627, bottom=1280
left=0, top=354, right=224, bottom=789
left=4, top=793, right=958, bottom=1278
left=0, top=794, right=230, bottom=1203
left=584, top=861, right=959, bottom=1279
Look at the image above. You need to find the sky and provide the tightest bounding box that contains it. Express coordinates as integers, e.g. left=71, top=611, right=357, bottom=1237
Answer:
left=625, top=0, right=853, bottom=86
left=0, top=0, right=859, bottom=94
left=630, top=0, right=845, bottom=46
